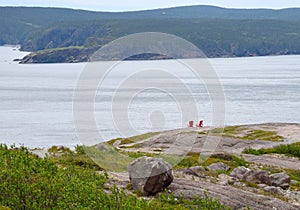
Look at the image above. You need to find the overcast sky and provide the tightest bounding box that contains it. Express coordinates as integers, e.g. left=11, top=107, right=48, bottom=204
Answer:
left=1, top=0, right=300, bottom=11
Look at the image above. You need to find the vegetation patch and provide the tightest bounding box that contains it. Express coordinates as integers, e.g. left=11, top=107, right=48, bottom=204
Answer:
left=0, top=144, right=228, bottom=210
left=200, top=126, right=284, bottom=142
left=106, top=137, right=123, bottom=146
left=106, top=132, right=160, bottom=147
left=240, top=130, right=284, bottom=142
left=210, top=126, right=246, bottom=135
left=84, top=146, right=134, bottom=172
left=286, top=169, right=300, bottom=191
left=121, top=132, right=160, bottom=144
left=243, top=142, right=300, bottom=158
left=171, top=152, right=248, bottom=172
left=48, top=145, right=72, bottom=154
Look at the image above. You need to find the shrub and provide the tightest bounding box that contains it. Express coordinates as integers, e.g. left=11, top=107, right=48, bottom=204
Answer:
left=0, top=145, right=107, bottom=209
left=74, top=145, right=86, bottom=155
left=243, top=142, right=300, bottom=158
left=0, top=145, right=229, bottom=209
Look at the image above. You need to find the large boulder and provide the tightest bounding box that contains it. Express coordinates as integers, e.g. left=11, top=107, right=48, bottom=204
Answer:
left=207, top=162, right=230, bottom=171
left=270, top=172, right=290, bottom=190
left=128, top=157, right=173, bottom=196
left=243, top=170, right=271, bottom=185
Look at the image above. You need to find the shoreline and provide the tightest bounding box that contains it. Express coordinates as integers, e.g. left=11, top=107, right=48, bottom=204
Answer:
left=17, top=49, right=300, bottom=64
left=3, top=122, right=299, bottom=208
left=2, top=45, right=300, bottom=64
left=22, top=122, right=299, bottom=150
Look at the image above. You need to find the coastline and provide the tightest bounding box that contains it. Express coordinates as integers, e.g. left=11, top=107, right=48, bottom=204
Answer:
left=17, top=48, right=300, bottom=64
left=25, top=122, right=300, bottom=209
left=27, top=122, right=300, bottom=152
left=2, top=45, right=300, bottom=64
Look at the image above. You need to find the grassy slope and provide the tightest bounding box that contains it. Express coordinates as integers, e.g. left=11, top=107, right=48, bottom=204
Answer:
left=0, top=144, right=227, bottom=209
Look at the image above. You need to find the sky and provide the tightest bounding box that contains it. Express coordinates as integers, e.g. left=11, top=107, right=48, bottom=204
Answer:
left=1, top=0, right=300, bottom=11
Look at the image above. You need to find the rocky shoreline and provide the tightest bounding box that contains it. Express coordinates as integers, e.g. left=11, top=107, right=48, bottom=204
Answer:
left=14, top=47, right=298, bottom=64
left=16, top=49, right=179, bottom=64
left=30, top=123, right=300, bottom=209
left=15, top=46, right=99, bottom=64
left=100, top=123, right=300, bottom=209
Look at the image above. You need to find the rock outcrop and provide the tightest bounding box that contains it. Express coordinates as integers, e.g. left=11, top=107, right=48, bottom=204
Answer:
left=169, top=178, right=299, bottom=210
left=182, top=166, right=206, bottom=178
left=18, top=47, right=98, bottom=64
left=128, top=157, right=173, bottom=196
left=207, top=162, right=230, bottom=171
left=230, top=167, right=291, bottom=190
left=230, top=166, right=250, bottom=179
left=270, top=172, right=290, bottom=190
left=244, top=170, right=271, bottom=185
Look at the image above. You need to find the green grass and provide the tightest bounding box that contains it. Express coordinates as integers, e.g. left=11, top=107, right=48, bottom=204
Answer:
left=85, top=146, right=135, bottom=172
left=109, top=149, right=248, bottom=175
left=243, top=142, right=300, bottom=158
left=106, top=137, right=123, bottom=146
left=0, top=144, right=229, bottom=210
left=86, top=147, right=248, bottom=175
left=168, top=152, right=248, bottom=174
left=50, top=151, right=104, bottom=171
left=48, top=145, right=72, bottom=154
left=121, top=132, right=160, bottom=144
left=47, top=145, right=133, bottom=172
left=240, top=130, right=284, bottom=142
left=201, top=126, right=284, bottom=142
left=209, top=126, right=246, bottom=135
left=286, top=169, right=300, bottom=190
left=106, top=132, right=160, bottom=147
left=48, top=145, right=104, bottom=171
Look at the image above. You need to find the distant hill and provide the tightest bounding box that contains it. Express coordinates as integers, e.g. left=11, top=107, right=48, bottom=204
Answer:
left=1, top=6, right=300, bottom=62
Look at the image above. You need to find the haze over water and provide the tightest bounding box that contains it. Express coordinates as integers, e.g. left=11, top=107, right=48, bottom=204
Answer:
left=0, top=46, right=299, bottom=148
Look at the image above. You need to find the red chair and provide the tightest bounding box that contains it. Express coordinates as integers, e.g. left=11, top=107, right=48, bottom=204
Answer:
left=188, top=121, right=194, bottom=128
left=197, top=120, right=204, bottom=127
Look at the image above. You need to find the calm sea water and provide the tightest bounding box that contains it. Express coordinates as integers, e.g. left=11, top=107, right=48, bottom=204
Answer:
left=0, top=46, right=300, bottom=148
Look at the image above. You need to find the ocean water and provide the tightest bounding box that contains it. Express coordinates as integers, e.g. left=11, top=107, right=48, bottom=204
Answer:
left=0, top=46, right=299, bottom=148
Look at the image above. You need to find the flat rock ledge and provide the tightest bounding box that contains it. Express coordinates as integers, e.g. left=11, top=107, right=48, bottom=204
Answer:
left=169, top=178, right=299, bottom=210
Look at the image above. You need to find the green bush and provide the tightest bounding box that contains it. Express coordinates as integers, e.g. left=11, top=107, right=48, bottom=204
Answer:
left=0, top=145, right=229, bottom=210
left=0, top=206, right=11, bottom=210
left=0, top=145, right=107, bottom=209
left=51, top=152, right=104, bottom=170
left=48, top=145, right=72, bottom=154
left=75, top=145, right=86, bottom=155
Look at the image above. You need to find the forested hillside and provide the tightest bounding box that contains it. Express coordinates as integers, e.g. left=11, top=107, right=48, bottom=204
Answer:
left=1, top=6, right=300, bottom=61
